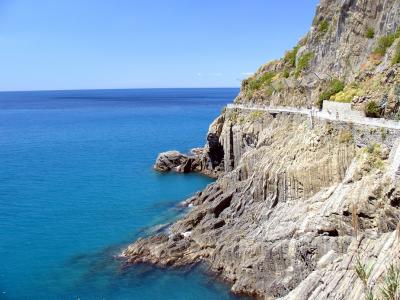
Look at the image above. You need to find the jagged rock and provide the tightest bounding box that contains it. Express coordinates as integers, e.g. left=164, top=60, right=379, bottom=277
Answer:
left=153, top=148, right=223, bottom=178
left=127, top=111, right=400, bottom=298
left=235, top=0, right=400, bottom=119
left=153, top=151, right=188, bottom=172
left=125, top=1, right=400, bottom=299
left=153, top=114, right=226, bottom=176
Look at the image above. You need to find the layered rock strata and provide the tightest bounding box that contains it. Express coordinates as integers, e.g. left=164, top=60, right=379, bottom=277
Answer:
left=153, top=116, right=225, bottom=178
left=124, top=0, right=400, bottom=299
left=124, top=110, right=400, bottom=299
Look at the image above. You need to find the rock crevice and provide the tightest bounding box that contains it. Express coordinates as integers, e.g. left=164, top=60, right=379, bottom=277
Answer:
left=125, top=1, right=400, bottom=298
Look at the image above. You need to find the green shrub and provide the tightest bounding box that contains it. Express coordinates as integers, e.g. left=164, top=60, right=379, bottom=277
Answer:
left=374, top=34, right=396, bottom=56
left=355, top=258, right=374, bottom=300
left=295, top=52, right=314, bottom=77
left=247, top=72, right=275, bottom=92
left=283, top=69, right=290, bottom=78
left=365, top=27, right=375, bottom=39
left=392, top=42, right=400, bottom=65
left=380, top=264, right=400, bottom=300
left=355, top=260, right=400, bottom=300
left=318, top=19, right=329, bottom=35
left=364, top=100, right=381, bottom=118
left=396, top=27, right=400, bottom=39
left=245, top=71, right=277, bottom=99
left=355, top=258, right=372, bottom=288
left=330, top=85, right=363, bottom=103
left=284, top=45, right=299, bottom=67
left=318, top=79, right=345, bottom=108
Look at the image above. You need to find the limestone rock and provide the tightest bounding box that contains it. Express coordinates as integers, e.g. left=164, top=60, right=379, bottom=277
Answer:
left=127, top=109, right=400, bottom=298
left=125, top=1, right=400, bottom=299
left=154, top=151, right=188, bottom=172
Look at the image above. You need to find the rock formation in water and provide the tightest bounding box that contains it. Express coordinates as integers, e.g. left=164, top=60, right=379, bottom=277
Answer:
left=154, top=117, right=225, bottom=178
left=124, top=1, right=400, bottom=299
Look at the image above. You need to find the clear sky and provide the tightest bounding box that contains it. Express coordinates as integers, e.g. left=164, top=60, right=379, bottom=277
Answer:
left=0, top=0, right=319, bottom=91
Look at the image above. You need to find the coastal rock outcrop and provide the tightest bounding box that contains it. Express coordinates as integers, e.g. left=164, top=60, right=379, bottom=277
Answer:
left=125, top=111, right=400, bottom=298
left=153, top=116, right=226, bottom=178
left=125, top=1, right=400, bottom=299
left=153, top=148, right=221, bottom=178
left=154, top=151, right=189, bottom=172
left=235, top=0, right=400, bottom=120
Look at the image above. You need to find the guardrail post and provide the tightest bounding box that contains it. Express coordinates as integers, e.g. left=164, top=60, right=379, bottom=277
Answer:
left=309, top=109, right=314, bottom=129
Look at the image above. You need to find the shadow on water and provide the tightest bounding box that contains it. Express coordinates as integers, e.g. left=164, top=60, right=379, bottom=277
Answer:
left=57, top=203, right=172, bottom=285
left=59, top=199, right=250, bottom=300
left=64, top=245, right=250, bottom=299
left=65, top=197, right=189, bottom=269
left=65, top=199, right=187, bottom=268
left=134, top=199, right=191, bottom=236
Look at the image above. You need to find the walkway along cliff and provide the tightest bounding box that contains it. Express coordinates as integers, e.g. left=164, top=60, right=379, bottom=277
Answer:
left=123, top=1, right=400, bottom=299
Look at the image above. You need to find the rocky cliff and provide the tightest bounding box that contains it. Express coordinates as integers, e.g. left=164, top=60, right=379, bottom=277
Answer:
left=237, top=0, right=400, bottom=118
left=124, top=1, right=400, bottom=299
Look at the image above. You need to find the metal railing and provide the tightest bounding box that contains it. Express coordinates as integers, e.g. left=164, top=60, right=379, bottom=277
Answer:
left=226, top=103, right=400, bottom=130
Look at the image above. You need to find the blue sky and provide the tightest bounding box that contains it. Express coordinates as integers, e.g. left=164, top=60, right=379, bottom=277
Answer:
left=0, top=0, right=319, bottom=91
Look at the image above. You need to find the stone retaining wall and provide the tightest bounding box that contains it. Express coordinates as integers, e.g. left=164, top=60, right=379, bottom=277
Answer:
left=227, top=103, right=400, bottom=130
left=322, top=100, right=363, bottom=118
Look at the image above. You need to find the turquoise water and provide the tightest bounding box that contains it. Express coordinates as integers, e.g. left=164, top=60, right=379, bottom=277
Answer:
left=0, top=88, right=245, bottom=300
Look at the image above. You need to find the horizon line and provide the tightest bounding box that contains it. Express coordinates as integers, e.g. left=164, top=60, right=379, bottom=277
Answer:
left=0, top=86, right=241, bottom=93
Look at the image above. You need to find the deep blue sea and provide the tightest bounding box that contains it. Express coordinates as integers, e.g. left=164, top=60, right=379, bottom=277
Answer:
left=0, top=88, right=245, bottom=300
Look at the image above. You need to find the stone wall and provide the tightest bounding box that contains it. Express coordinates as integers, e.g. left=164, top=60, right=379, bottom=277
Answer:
left=322, top=100, right=363, bottom=118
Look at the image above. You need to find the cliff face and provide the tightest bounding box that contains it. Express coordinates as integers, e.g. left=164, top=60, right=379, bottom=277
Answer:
left=124, top=1, right=400, bottom=299
left=237, top=0, right=400, bottom=118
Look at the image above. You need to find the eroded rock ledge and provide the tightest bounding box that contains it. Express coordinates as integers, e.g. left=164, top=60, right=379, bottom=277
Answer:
left=153, top=115, right=226, bottom=179
left=153, top=148, right=221, bottom=178
left=124, top=0, right=400, bottom=297
left=124, top=108, right=400, bottom=299
left=154, top=150, right=192, bottom=173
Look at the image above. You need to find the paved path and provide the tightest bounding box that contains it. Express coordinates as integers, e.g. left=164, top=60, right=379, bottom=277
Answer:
left=226, top=104, right=400, bottom=130
left=227, top=103, right=400, bottom=179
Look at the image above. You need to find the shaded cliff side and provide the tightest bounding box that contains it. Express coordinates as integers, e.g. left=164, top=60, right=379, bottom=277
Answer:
left=124, top=1, right=400, bottom=299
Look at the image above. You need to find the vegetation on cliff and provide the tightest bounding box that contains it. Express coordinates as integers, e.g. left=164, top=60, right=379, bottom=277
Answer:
left=127, top=1, right=400, bottom=299
left=365, top=27, right=375, bottom=39
left=365, top=101, right=381, bottom=118
left=235, top=2, right=400, bottom=120
left=356, top=259, right=400, bottom=300
left=295, top=52, right=314, bottom=77
left=317, top=79, right=345, bottom=108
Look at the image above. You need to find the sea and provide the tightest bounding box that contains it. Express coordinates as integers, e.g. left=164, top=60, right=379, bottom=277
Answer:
left=0, top=88, right=249, bottom=299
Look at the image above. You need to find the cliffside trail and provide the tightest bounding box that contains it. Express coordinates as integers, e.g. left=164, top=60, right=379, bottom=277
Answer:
left=124, top=1, right=400, bottom=299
